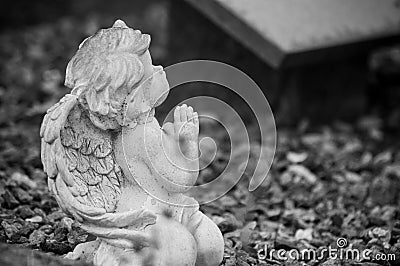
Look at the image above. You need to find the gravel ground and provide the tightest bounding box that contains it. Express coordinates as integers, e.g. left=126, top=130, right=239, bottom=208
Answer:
left=1, top=15, right=400, bottom=266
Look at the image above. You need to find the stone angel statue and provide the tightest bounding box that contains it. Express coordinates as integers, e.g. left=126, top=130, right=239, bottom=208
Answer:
left=40, top=20, right=223, bottom=266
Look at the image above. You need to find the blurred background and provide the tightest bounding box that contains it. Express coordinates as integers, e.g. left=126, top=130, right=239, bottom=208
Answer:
left=1, top=0, right=399, bottom=127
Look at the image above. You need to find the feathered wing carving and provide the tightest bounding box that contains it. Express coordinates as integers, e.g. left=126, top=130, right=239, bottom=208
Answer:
left=60, top=101, right=120, bottom=212
left=40, top=94, right=156, bottom=249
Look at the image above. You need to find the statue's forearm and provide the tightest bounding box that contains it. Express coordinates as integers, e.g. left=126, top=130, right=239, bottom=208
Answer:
left=180, top=139, right=199, bottom=160
left=170, top=152, right=199, bottom=188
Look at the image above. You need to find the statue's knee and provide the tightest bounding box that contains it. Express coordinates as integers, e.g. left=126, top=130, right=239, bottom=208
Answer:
left=195, top=228, right=224, bottom=266
left=196, top=242, right=224, bottom=266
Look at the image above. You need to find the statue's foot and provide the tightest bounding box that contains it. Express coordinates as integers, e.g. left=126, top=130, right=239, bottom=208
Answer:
left=93, top=215, right=197, bottom=266
left=65, top=239, right=100, bottom=263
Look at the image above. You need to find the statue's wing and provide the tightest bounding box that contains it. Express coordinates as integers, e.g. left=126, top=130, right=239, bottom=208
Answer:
left=41, top=94, right=156, bottom=248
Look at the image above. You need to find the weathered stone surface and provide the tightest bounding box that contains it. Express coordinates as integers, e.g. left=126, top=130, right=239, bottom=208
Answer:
left=40, top=20, right=224, bottom=266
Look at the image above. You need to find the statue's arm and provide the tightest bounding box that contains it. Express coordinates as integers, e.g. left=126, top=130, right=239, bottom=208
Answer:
left=158, top=104, right=200, bottom=188
left=134, top=105, right=199, bottom=191
left=161, top=124, right=199, bottom=187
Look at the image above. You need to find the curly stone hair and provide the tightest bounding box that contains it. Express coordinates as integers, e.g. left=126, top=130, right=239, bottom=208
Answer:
left=65, top=20, right=151, bottom=130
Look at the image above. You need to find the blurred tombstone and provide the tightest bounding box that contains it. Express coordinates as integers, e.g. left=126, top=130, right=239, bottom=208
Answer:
left=168, top=0, right=400, bottom=124
left=368, top=46, right=400, bottom=128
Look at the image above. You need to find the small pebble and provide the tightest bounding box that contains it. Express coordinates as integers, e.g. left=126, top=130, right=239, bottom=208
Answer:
left=12, top=187, right=33, bottom=203
left=11, top=172, right=37, bottom=189
left=15, top=205, right=35, bottom=219
left=26, top=216, right=43, bottom=223
left=39, top=224, right=53, bottom=234
left=19, top=222, right=38, bottom=236
left=29, top=229, right=47, bottom=246
left=47, top=210, right=66, bottom=222
left=1, top=221, right=20, bottom=241
left=60, top=217, right=73, bottom=231
left=2, top=190, right=19, bottom=209
left=295, top=228, right=313, bottom=241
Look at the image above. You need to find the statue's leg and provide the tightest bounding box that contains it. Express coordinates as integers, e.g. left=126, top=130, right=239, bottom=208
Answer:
left=189, top=212, right=224, bottom=266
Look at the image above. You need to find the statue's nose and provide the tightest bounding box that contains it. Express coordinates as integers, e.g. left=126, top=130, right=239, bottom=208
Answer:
left=154, top=65, right=163, bottom=72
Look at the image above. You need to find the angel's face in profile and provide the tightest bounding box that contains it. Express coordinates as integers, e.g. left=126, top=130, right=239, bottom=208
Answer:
left=125, top=50, right=169, bottom=122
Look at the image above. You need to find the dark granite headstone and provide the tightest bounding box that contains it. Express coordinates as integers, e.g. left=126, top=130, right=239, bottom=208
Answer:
left=169, top=0, right=400, bottom=123
left=187, top=0, right=400, bottom=68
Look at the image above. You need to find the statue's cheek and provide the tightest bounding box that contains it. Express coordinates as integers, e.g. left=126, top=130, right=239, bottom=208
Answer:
left=151, top=72, right=170, bottom=107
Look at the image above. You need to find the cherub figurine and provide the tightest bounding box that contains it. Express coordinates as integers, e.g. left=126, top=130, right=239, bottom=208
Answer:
left=40, top=20, right=224, bottom=266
